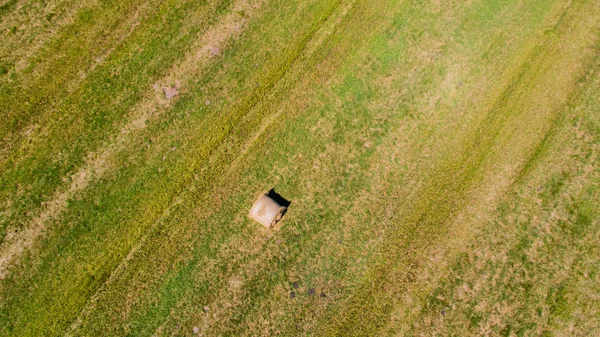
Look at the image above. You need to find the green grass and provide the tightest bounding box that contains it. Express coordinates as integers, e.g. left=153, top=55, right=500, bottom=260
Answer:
left=1, top=0, right=599, bottom=336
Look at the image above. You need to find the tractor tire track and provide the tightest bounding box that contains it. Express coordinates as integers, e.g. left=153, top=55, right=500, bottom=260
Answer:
left=313, top=1, right=600, bottom=334
left=62, top=1, right=357, bottom=335
left=0, top=0, right=265, bottom=283
left=62, top=0, right=270, bottom=334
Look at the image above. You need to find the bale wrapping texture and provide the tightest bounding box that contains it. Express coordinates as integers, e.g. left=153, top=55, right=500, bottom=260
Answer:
left=249, top=194, right=287, bottom=228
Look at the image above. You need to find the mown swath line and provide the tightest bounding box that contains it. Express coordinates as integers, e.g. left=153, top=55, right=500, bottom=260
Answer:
left=62, top=0, right=272, bottom=334
left=508, top=37, right=600, bottom=190
left=0, top=0, right=173, bottom=278
left=138, top=1, right=410, bottom=335
left=314, top=2, right=598, bottom=335
left=228, top=0, right=356, bottom=174
left=0, top=0, right=154, bottom=250
left=0, top=0, right=257, bottom=279
left=0, top=0, right=244, bottom=268
left=64, top=0, right=357, bottom=334
left=0, top=0, right=149, bottom=144
left=0, top=0, right=92, bottom=78
left=311, top=4, right=559, bottom=337
left=80, top=1, right=349, bottom=333
left=5, top=0, right=344, bottom=333
left=404, top=37, right=600, bottom=335
left=0, top=0, right=165, bottom=242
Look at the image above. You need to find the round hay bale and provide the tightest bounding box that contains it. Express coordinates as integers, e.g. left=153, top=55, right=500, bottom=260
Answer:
left=249, top=193, right=287, bottom=229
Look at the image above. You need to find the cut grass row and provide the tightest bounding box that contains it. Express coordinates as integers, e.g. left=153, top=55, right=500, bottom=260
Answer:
left=0, top=0, right=233, bottom=241
left=1, top=0, right=599, bottom=335
left=407, top=46, right=600, bottom=335
left=69, top=0, right=584, bottom=335
left=2, top=0, right=347, bottom=335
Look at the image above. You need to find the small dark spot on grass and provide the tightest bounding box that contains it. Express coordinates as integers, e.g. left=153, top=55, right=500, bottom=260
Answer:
left=292, top=281, right=299, bottom=289
left=308, top=288, right=315, bottom=296
left=320, top=291, right=326, bottom=298
left=290, top=291, right=296, bottom=298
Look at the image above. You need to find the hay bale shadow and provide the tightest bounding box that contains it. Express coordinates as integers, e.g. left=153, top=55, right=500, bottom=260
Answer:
left=267, top=188, right=291, bottom=208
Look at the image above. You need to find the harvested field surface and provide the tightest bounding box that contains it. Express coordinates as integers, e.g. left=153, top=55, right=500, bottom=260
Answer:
left=1, top=0, right=599, bottom=336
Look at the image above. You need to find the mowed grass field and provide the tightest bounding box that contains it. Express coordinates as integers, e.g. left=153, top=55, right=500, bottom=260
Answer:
left=1, top=0, right=599, bottom=335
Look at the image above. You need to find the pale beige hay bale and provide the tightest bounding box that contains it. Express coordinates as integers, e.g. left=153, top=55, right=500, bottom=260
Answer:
left=249, top=193, right=287, bottom=229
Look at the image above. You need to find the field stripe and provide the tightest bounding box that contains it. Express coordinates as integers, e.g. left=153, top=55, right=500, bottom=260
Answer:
left=2, top=1, right=348, bottom=334
left=0, top=0, right=98, bottom=77
left=127, top=1, right=418, bottom=335
left=228, top=0, right=355, bottom=174
left=2, top=0, right=598, bottom=335
left=0, top=0, right=172, bottom=244
left=312, top=1, right=600, bottom=334
left=89, top=0, right=564, bottom=334
left=0, top=0, right=155, bottom=279
left=405, top=48, right=600, bottom=335
left=0, top=0, right=152, bottom=149
left=0, top=0, right=265, bottom=281
left=64, top=1, right=354, bottom=334
left=58, top=0, right=270, bottom=334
